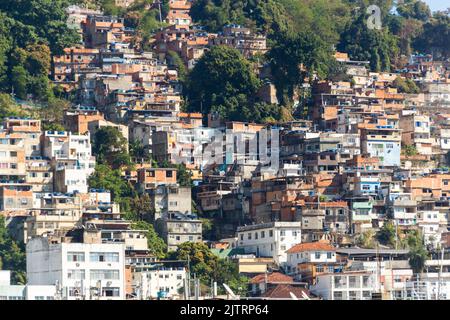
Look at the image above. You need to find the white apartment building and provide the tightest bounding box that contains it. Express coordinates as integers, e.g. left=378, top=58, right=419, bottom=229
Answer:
left=26, top=237, right=125, bottom=300
left=236, top=222, right=302, bottom=266
left=417, top=210, right=444, bottom=247
left=286, top=241, right=337, bottom=276
left=43, top=131, right=95, bottom=194
left=310, top=272, right=378, bottom=300
left=131, top=266, right=187, bottom=300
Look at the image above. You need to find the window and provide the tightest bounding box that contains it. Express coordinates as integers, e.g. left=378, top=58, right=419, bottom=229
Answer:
left=333, top=291, right=343, bottom=300
left=327, top=252, right=333, bottom=259
left=315, top=252, right=321, bottom=259
left=67, top=252, right=85, bottom=262
left=102, top=288, right=120, bottom=297
left=255, top=232, right=258, bottom=240
left=67, top=269, right=85, bottom=280
left=269, top=230, right=273, bottom=237
left=166, top=171, right=173, bottom=178
left=240, top=234, right=243, bottom=241
left=90, top=252, right=119, bottom=262
left=68, top=287, right=82, bottom=297
left=349, top=291, right=358, bottom=300
left=280, top=230, right=286, bottom=236
left=90, top=270, right=120, bottom=280
left=261, top=231, right=265, bottom=238
left=248, top=233, right=252, bottom=240
left=10, top=151, right=17, bottom=157
left=316, top=265, right=324, bottom=273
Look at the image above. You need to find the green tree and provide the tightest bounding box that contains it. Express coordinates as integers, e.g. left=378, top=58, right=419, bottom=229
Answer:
left=168, top=242, right=248, bottom=295
left=338, top=12, right=399, bottom=72
left=88, top=164, right=134, bottom=202
left=403, top=145, right=418, bottom=157
left=93, top=127, right=131, bottom=169
left=408, top=234, right=429, bottom=274
left=167, top=50, right=187, bottom=83
left=268, top=30, right=334, bottom=105
left=357, top=229, right=376, bottom=248
left=177, top=163, right=193, bottom=188
left=0, top=217, right=26, bottom=284
left=129, top=139, right=148, bottom=161
left=39, top=98, right=70, bottom=129
left=0, top=93, right=30, bottom=120
left=186, top=46, right=260, bottom=121
left=130, top=193, right=154, bottom=221
left=413, top=11, right=450, bottom=59
left=397, top=0, right=431, bottom=22
left=393, top=76, right=420, bottom=94
left=0, top=0, right=80, bottom=54
left=131, top=220, right=167, bottom=259
left=376, top=221, right=397, bottom=247
left=10, top=65, right=28, bottom=99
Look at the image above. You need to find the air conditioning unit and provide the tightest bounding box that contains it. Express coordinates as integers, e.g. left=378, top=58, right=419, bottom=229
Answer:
left=76, top=263, right=80, bottom=267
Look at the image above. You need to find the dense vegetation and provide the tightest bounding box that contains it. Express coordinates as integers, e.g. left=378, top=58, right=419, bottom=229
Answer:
left=169, top=242, right=249, bottom=296
left=0, top=217, right=26, bottom=284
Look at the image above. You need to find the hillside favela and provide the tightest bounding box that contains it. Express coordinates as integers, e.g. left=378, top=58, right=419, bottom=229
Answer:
left=0, top=0, right=449, bottom=302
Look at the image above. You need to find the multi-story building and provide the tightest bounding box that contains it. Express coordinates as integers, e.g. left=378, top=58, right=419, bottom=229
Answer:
left=27, top=237, right=126, bottom=300
left=310, top=271, right=378, bottom=300
left=400, top=113, right=433, bottom=155
left=130, top=263, right=187, bottom=300
left=286, top=240, right=340, bottom=284
left=43, top=131, right=95, bottom=194
left=157, top=212, right=202, bottom=252
left=236, top=222, right=302, bottom=266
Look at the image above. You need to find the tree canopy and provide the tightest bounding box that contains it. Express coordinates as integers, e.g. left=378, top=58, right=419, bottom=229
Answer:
left=132, top=220, right=167, bottom=259
left=93, top=126, right=131, bottom=169
left=0, top=217, right=26, bottom=284
left=168, top=242, right=249, bottom=295
left=186, top=46, right=259, bottom=121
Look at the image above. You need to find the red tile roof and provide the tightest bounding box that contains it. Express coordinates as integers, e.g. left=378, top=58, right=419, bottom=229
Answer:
left=249, top=272, right=293, bottom=284
left=287, top=241, right=335, bottom=254
left=263, top=284, right=311, bottom=299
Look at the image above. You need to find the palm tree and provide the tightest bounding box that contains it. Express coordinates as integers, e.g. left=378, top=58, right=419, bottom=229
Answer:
left=408, top=245, right=429, bottom=274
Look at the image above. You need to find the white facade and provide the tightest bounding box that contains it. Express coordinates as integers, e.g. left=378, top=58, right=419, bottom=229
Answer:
left=26, top=238, right=125, bottom=300
left=0, top=270, right=57, bottom=300
left=132, top=267, right=186, bottom=300
left=310, top=272, right=377, bottom=300
left=44, top=131, right=95, bottom=194
left=236, top=222, right=301, bottom=266
left=286, top=249, right=336, bottom=274
left=417, top=210, right=442, bottom=247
